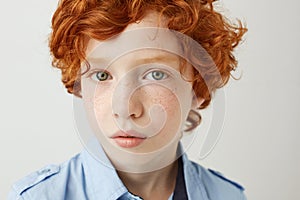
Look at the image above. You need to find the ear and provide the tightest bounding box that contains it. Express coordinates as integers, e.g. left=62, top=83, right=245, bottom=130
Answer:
left=192, top=96, right=205, bottom=109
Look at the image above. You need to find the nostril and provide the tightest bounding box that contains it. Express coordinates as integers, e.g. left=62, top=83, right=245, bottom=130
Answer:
left=130, top=110, right=142, bottom=119
left=112, top=100, right=144, bottom=119
left=130, top=113, right=137, bottom=118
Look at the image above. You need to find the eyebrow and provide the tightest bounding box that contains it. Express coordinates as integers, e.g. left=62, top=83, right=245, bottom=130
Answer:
left=87, top=53, right=179, bottom=69
left=137, top=54, right=179, bottom=64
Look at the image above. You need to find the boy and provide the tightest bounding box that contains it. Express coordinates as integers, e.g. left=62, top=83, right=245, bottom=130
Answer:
left=8, top=0, right=247, bottom=199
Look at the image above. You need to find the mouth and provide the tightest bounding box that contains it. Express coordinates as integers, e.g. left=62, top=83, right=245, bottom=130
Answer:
left=110, top=130, right=147, bottom=148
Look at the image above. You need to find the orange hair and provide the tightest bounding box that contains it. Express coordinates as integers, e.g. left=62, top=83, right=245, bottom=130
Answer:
left=49, top=0, right=247, bottom=109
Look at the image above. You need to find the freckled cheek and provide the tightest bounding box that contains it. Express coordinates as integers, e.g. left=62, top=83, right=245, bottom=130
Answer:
left=147, top=90, right=182, bottom=139
left=160, top=96, right=180, bottom=116
left=83, top=88, right=112, bottom=121
left=146, top=87, right=181, bottom=120
left=95, top=95, right=112, bottom=118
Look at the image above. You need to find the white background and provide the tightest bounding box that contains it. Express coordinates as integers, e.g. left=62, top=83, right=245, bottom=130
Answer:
left=1, top=0, right=299, bottom=199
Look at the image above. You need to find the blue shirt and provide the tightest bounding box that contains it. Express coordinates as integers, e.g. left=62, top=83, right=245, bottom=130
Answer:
left=8, top=145, right=246, bottom=200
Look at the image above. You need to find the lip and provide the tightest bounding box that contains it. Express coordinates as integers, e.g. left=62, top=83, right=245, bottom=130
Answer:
left=111, top=130, right=146, bottom=148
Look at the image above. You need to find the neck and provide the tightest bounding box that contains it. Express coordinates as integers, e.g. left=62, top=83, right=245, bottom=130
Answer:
left=117, top=159, right=178, bottom=200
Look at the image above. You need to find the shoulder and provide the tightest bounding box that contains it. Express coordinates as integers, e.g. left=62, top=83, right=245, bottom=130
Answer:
left=206, top=168, right=245, bottom=191
left=187, top=159, right=246, bottom=200
left=8, top=153, right=84, bottom=200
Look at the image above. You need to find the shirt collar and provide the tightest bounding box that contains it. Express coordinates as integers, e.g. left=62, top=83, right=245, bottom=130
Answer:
left=181, top=153, right=209, bottom=200
left=82, top=138, right=128, bottom=200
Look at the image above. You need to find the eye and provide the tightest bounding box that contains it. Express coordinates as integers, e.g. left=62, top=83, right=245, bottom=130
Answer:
left=145, top=70, right=168, bottom=81
left=91, top=71, right=112, bottom=82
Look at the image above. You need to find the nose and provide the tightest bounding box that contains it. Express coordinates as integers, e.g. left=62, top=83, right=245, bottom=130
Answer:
left=112, top=82, right=144, bottom=119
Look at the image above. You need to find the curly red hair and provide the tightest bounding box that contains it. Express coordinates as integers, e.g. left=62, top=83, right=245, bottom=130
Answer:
left=49, top=0, right=247, bottom=109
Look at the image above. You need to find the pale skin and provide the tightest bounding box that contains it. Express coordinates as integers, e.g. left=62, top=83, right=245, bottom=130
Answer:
left=117, top=160, right=178, bottom=199
left=81, top=11, right=203, bottom=200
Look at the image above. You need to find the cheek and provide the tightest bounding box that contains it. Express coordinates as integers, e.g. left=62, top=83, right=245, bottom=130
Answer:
left=93, top=91, right=112, bottom=122
left=143, top=87, right=184, bottom=143
left=82, top=83, right=112, bottom=122
left=145, top=86, right=182, bottom=121
left=159, top=94, right=180, bottom=116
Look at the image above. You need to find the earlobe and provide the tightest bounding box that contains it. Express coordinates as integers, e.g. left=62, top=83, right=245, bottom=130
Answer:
left=185, top=109, right=201, bottom=132
left=184, top=97, right=204, bottom=132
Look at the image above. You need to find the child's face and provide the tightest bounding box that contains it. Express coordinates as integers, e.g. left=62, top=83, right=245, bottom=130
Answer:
left=81, top=12, right=198, bottom=167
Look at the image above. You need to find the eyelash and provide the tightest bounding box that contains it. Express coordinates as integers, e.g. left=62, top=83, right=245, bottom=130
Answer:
left=90, top=70, right=112, bottom=82
left=143, top=70, right=169, bottom=81
left=89, top=69, right=169, bottom=82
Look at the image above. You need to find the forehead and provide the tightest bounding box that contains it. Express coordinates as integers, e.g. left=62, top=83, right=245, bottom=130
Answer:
left=85, top=12, right=183, bottom=61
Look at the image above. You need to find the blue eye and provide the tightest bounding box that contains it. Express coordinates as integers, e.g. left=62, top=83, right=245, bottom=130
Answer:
left=91, top=71, right=111, bottom=81
left=145, top=71, right=168, bottom=80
